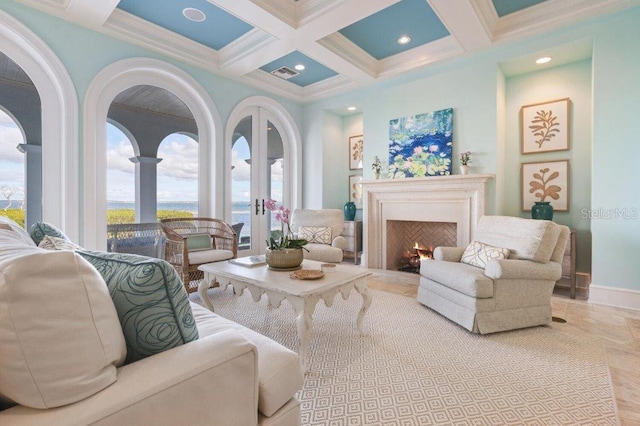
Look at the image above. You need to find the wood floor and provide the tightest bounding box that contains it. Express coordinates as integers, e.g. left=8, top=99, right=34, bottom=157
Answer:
left=364, top=268, right=640, bottom=426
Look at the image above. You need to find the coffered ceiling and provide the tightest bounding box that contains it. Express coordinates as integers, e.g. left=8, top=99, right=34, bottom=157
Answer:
left=11, top=0, right=640, bottom=103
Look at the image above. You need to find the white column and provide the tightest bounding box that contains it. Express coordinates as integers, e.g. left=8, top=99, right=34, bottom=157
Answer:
left=17, top=144, right=42, bottom=230
left=130, top=156, right=162, bottom=223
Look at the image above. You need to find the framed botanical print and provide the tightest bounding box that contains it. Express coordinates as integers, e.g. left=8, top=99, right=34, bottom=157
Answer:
left=521, top=160, right=570, bottom=212
left=520, top=98, right=570, bottom=154
left=349, top=135, right=363, bottom=170
left=349, top=175, right=363, bottom=208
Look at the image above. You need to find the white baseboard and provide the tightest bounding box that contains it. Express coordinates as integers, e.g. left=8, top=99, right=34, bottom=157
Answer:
left=588, top=285, right=640, bottom=311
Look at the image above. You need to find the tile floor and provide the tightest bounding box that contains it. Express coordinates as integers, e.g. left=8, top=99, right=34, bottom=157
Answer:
left=364, top=268, right=640, bottom=426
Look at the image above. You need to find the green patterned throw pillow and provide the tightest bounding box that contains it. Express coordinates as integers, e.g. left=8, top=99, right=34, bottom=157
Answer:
left=77, top=250, right=198, bottom=363
left=460, top=241, right=510, bottom=269
left=29, top=222, right=70, bottom=246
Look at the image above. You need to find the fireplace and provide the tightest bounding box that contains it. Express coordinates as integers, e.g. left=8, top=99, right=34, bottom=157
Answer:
left=361, top=174, right=494, bottom=270
left=386, top=220, right=457, bottom=271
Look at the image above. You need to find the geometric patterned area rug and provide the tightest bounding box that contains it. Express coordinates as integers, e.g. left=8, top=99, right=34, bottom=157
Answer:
left=194, top=288, right=617, bottom=425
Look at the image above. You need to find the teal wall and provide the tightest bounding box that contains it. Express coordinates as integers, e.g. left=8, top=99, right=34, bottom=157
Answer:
left=505, top=59, right=593, bottom=273
left=591, top=10, right=640, bottom=292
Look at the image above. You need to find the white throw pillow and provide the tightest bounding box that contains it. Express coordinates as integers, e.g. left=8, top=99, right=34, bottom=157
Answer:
left=38, top=235, right=82, bottom=251
left=460, top=241, right=510, bottom=269
left=298, top=226, right=332, bottom=244
left=0, top=250, right=126, bottom=409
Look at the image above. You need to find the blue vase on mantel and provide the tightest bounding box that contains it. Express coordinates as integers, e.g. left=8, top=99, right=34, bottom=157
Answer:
left=531, top=201, right=553, bottom=220
left=344, top=201, right=356, bottom=221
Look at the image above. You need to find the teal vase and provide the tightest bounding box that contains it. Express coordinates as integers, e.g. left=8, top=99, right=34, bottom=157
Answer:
left=344, top=201, right=356, bottom=221
left=531, top=201, right=553, bottom=220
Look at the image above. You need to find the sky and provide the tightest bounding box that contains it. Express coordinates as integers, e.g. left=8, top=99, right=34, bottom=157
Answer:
left=0, top=109, right=25, bottom=198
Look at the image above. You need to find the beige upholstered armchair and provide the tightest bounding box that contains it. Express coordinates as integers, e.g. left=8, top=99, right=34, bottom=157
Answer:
left=160, top=218, right=238, bottom=293
left=417, top=216, right=569, bottom=334
left=290, top=209, right=346, bottom=263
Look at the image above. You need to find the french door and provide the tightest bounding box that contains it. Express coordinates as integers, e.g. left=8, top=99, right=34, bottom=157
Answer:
left=229, top=107, right=290, bottom=255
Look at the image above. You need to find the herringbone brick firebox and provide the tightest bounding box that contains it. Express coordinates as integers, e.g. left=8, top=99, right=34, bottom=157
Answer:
left=386, top=220, right=457, bottom=271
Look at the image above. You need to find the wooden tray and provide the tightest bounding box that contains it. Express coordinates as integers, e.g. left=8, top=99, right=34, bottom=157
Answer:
left=290, top=269, right=325, bottom=280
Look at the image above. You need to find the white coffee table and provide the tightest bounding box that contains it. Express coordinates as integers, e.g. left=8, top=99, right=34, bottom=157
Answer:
left=198, top=260, right=372, bottom=371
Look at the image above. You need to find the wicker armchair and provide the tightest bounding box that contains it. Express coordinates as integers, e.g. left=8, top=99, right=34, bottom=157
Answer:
left=160, top=218, right=238, bottom=293
left=106, top=222, right=166, bottom=258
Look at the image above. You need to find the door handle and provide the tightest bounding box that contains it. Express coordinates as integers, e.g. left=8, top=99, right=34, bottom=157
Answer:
left=255, top=198, right=259, bottom=215
left=262, top=199, right=265, bottom=215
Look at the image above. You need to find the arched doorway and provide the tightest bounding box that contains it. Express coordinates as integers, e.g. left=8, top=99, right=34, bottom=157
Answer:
left=83, top=58, right=221, bottom=250
left=226, top=96, right=302, bottom=255
left=0, top=10, right=78, bottom=240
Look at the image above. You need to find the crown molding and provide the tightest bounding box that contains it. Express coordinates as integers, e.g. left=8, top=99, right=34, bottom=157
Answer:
left=494, top=0, right=640, bottom=42
left=243, top=69, right=305, bottom=102
left=470, top=0, right=499, bottom=38
left=247, top=0, right=297, bottom=28
left=378, top=36, right=463, bottom=79
left=219, top=28, right=275, bottom=70
left=300, top=73, right=358, bottom=103
left=317, top=33, right=378, bottom=78
left=297, top=0, right=344, bottom=27
left=103, top=9, right=220, bottom=71
left=14, top=0, right=67, bottom=17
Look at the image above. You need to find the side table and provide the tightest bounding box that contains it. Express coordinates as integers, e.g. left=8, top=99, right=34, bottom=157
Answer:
left=341, top=220, right=362, bottom=264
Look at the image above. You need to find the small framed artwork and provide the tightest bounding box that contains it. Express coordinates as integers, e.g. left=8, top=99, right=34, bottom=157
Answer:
left=349, top=175, right=363, bottom=208
left=521, top=160, right=570, bottom=212
left=349, top=135, right=363, bottom=170
left=520, top=98, right=570, bottom=154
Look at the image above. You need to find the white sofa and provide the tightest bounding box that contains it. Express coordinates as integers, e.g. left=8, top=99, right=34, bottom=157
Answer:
left=0, top=216, right=304, bottom=425
left=417, top=216, right=569, bottom=334
left=290, top=209, right=346, bottom=263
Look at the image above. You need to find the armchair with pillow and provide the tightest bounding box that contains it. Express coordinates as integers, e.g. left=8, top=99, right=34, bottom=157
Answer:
left=417, top=215, right=569, bottom=334
left=290, top=209, right=346, bottom=263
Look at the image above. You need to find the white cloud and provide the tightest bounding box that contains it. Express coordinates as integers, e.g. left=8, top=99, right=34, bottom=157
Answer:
left=106, top=138, right=136, bottom=175
left=231, top=148, right=251, bottom=181
left=157, top=135, right=199, bottom=181
left=0, top=123, right=25, bottom=163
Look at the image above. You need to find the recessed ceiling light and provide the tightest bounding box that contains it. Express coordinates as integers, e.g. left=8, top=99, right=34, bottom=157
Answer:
left=183, top=7, right=206, bottom=22
left=536, top=56, right=552, bottom=64
left=397, top=35, right=411, bottom=45
left=347, top=106, right=357, bottom=111
left=294, top=64, right=305, bottom=71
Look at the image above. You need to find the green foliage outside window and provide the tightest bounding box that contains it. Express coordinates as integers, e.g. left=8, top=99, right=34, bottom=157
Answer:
left=0, top=209, right=194, bottom=229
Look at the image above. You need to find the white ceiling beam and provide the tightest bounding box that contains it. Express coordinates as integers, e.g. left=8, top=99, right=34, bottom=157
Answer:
left=65, top=0, right=120, bottom=29
left=428, top=0, right=493, bottom=51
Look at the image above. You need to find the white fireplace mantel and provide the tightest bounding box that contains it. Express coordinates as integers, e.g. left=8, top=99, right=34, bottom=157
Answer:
left=362, top=174, right=494, bottom=269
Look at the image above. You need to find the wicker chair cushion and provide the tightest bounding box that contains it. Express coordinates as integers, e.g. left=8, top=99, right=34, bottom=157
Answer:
left=29, top=221, right=70, bottom=246
left=77, top=251, right=199, bottom=364
left=186, top=249, right=235, bottom=264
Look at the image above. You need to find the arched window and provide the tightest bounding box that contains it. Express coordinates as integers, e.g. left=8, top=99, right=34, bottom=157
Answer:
left=0, top=108, right=26, bottom=226
left=157, top=132, right=199, bottom=218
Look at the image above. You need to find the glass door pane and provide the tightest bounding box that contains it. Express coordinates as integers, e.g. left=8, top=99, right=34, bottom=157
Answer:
left=231, top=116, right=253, bottom=251
left=266, top=120, right=285, bottom=242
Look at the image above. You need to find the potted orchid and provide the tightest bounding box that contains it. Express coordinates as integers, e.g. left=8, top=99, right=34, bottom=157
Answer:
left=459, top=151, right=471, bottom=175
left=264, top=199, right=308, bottom=269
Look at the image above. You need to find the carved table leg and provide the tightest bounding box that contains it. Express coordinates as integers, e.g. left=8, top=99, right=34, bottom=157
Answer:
left=354, top=280, right=372, bottom=333
left=292, top=296, right=318, bottom=372
left=198, top=273, right=216, bottom=312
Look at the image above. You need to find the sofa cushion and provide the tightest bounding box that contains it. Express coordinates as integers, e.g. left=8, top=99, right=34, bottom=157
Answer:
left=186, top=233, right=213, bottom=251
left=29, top=221, right=70, bottom=246
left=420, top=260, right=494, bottom=298
left=77, top=251, right=198, bottom=363
left=473, top=216, right=560, bottom=263
left=185, top=248, right=235, bottom=264
left=38, top=235, right=83, bottom=251
left=298, top=226, right=332, bottom=244
left=0, top=249, right=126, bottom=409
left=460, top=241, right=510, bottom=269
left=191, top=302, right=303, bottom=417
